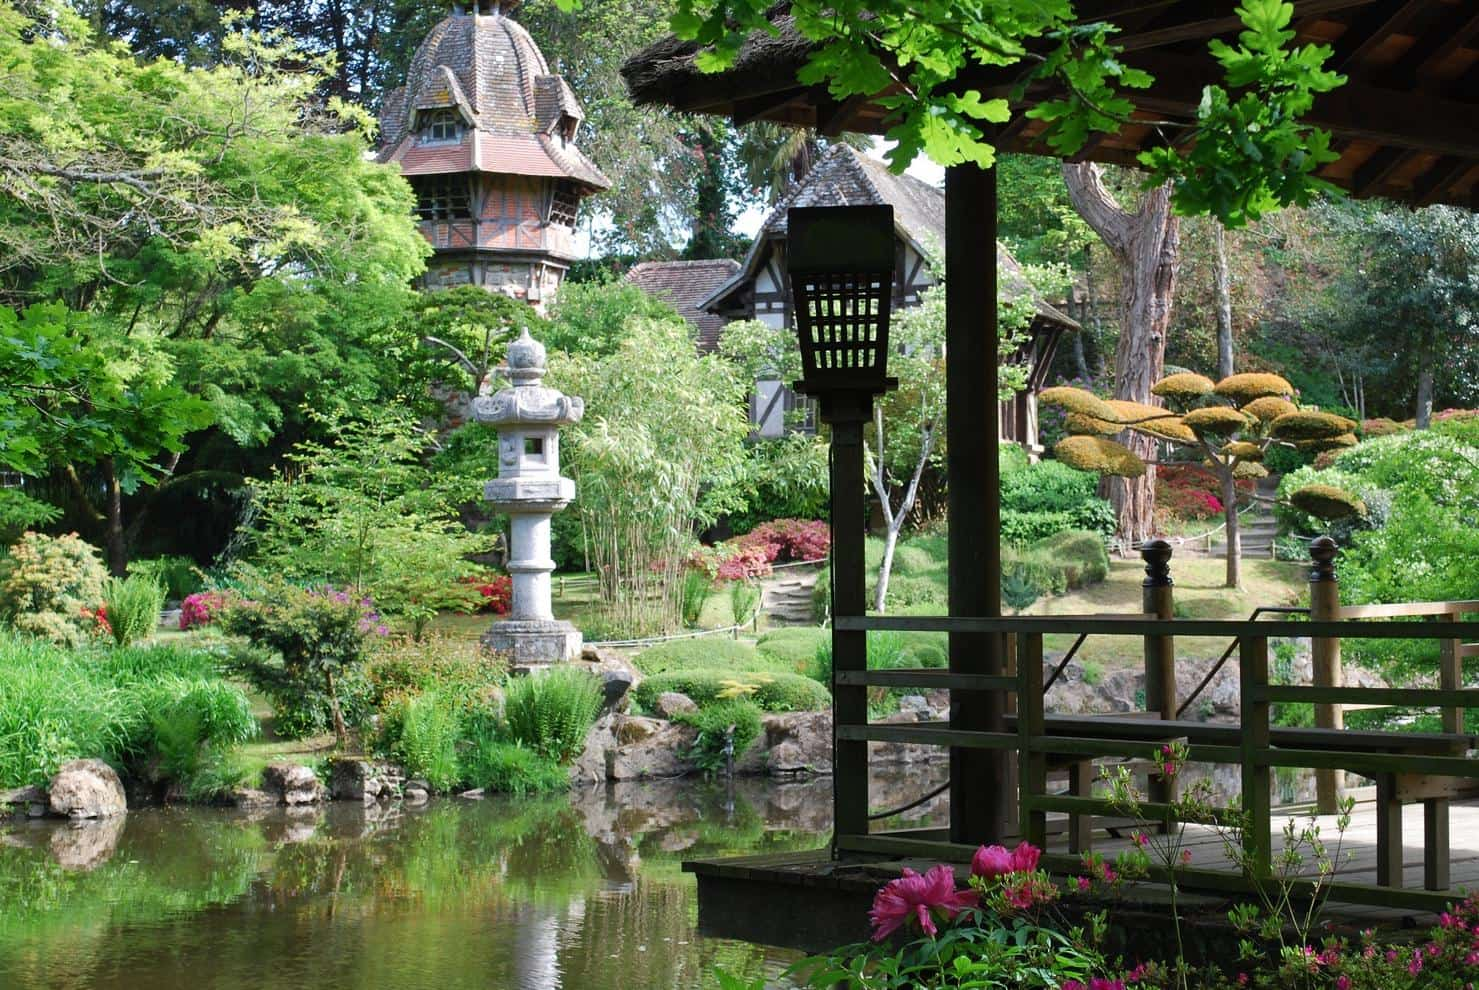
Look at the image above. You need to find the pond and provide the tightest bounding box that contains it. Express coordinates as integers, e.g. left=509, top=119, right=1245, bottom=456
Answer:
left=0, top=776, right=890, bottom=990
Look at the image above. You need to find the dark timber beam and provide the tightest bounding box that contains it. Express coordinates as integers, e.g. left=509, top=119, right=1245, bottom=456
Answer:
left=1414, top=10, right=1479, bottom=88
left=731, top=88, right=808, bottom=126
left=1352, top=145, right=1411, bottom=195
left=1328, top=0, right=1431, bottom=70
left=1105, top=0, right=1379, bottom=52
left=1413, top=157, right=1475, bottom=206
left=946, top=163, right=1009, bottom=846
left=818, top=93, right=871, bottom=136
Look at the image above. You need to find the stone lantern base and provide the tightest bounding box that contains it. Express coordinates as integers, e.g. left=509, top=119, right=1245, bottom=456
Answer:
left=482, top=619, right=584, bottom=672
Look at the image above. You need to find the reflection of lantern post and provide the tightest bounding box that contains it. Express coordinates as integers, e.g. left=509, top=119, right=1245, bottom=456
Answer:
left=787, top=205, right=896, bottom=843
left=473, top=329, right=584, bottom=670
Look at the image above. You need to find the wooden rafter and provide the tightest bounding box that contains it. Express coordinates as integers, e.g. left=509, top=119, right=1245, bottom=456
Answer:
left=1414, top=9, right=1479, bottom=88
left=1373, top=2, right=1479, bottom=86
left=1110, top=0, right=1379, bottom=52
left=1352, top=145, right=1411, bottom=195
left=1413, top=156, right=1475, bottom=206
left=731, top=87, right=808, bottom=126
left=1329, top=0, right=1432, bottom=70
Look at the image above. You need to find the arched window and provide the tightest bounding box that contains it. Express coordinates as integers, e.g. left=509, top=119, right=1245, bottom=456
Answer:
left=420, top=110, right=462, bottom=144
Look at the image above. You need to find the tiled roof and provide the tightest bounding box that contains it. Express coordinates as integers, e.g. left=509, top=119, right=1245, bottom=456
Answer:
left=625, top=260, right=744, bottom=352
left=378, top=10, right=609, bottom=190
left=703, top=145, right=1077, bottom=329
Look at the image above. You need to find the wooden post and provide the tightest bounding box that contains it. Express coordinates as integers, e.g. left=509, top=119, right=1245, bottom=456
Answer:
left=1018, top=631, right=1048, bottom=850
left=1309, top=536, right=1344, bottom=815
left=1142, top=540, right=1176, bottom=810
left=946, top=161, right=1008, bottom=845
left=830, top=416, right=870, bottom=847
left=1428, top=611, right=1460, bottom=890
left=1239, top=634, right=1271, bottom=878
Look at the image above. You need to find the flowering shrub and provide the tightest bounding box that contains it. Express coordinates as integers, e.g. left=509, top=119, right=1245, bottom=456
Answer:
left=0, top=532, right=109, bottom=647
left=459, top=574, right=512, bottom=615
left=737, top=518, right=830, bottom=563
left=180, top=591, right=234, bottom=630
left=714, top=543, right=774, bottom=581
left=1155, top=463, right=1254, bottom=528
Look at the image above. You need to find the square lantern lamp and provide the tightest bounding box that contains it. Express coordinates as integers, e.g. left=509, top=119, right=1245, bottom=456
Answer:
left=787, top=205, right=898, bottom=423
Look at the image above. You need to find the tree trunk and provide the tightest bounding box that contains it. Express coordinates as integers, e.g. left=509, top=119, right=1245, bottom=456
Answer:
left=1222, top=466, right=1241, bottom=589
left=103, top=458, right=127, bottom=577
left=324, top=668, right=348, bottom=747
left=1416, top=353, right=1435, bottom=429
left=1213, top=224, right=1234, bottom=380
left=1062, top=163, right=1182, bottom=544
left=873, top=527, right=899, bottom=613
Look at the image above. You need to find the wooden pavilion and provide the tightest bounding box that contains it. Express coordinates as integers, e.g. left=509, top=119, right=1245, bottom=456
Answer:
left=620, top=1, right=1479, bottom=948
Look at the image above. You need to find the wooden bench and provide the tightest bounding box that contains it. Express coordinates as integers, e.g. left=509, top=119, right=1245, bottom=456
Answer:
left=1019, top=714, right=1479, bottom=888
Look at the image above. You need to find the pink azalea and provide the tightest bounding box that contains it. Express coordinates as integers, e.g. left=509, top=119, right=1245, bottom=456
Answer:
left=971, top=844, right=1014, bottom=880
left=1335, top=979, right=1350, bottom=990
left=868, top=865, right=976, bottom=942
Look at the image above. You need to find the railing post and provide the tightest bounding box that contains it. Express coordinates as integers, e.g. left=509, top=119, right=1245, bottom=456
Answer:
left=1309, top=536, right=1344, bottom=815
left=830, top=417, right=870, bottom=847
left=1239, top=634, right=1272, bottom=879
left=1142, top=540, right=1176, bottom=808
left=1018, top=631, right=1047, bottom=851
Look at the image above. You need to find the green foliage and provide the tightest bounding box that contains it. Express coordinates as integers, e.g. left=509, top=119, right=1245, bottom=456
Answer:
left=1001, top=460, right=1117, bottom=539
left=681, top=571, right=716, bottom=628
left=242, top=409, right=492, bottom=625
left=756, top=627, right=829, bottom=674
left=545, top=276, right=685, bottom=357
left=460, top=735, right=567, bottom=797
left=1031, top=530, right=1111, bottom=589
left=728, top=580, right=761, bottom=626
left=0, top=632, right=252, bottom=789
left=726, top=434, right=831, bottom=533
left=219, top=581, right=377, bottom=741
left=1001, top=563, right=1042, bottom=614
left=672, top=699, right=762, bottom=775
left=385, top=690, right=464, bottom=793
left=127, top=556, right=204, bottom=601
left=811, top=567, right=832, bottom=623
left=500, top=668, right=604, bottom=764
left=0, top=532, right=109, bottom=647
left=551, top=312, right=751, bottom=635
left=632, top=637, right=767, bottom=676
left=101, top=575, right=166, bottom=647
left=634, top=669, right=831, bottom=713
left=366, top=635, right=503, bottom=714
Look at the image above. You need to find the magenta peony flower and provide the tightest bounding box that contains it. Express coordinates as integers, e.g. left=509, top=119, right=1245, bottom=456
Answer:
left=1010, top=840, right=1042, bottom=873
left=971, top=844, right=1014, bottom=880
left=868, top=865, right=976, bottom=942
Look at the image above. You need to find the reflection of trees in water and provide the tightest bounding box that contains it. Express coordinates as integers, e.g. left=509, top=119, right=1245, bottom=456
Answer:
left=0, top=785, right=824, bottom=989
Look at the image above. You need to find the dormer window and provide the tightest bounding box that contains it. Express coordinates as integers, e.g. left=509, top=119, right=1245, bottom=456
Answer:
left=419, top=110, right=462, bottom=144
left=414, top=177, right=471, bottom=221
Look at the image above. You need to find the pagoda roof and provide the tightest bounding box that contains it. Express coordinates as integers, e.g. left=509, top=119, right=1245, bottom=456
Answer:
left=379, top=8, right=609, bottom=190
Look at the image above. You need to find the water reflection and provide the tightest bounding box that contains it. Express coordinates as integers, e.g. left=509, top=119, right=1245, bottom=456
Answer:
left=1, top=774, right=950, bottom=990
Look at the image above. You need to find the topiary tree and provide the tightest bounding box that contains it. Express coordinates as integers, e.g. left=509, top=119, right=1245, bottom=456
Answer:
left=1041, top=372, right=1360, bottom=587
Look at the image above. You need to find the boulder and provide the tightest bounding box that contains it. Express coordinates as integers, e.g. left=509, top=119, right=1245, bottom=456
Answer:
left=752, top=711, right=832, bottom=775
left=261, top=763, right=325, bottom=805
left=229, top=788, right=278, bottom=810
left=577, top=646, right=642, bottom=712
left=615, top=715, right=665, bottom=745
left=897, top=695, right=931, bottom=720
left=328, top=758, right=403, bottom=802
left=607, top=722, right=700, bottom=780
left=458, top=788, right=485, bottom=800
left=652, top=692, right=698, bottom=719
left=1, top=784, right=47, bottom=819
left=403, top=786, right=429, bottom=804
left=47, top=759, right=127, bottom=819
left=570, top=712, right=620, bottom=785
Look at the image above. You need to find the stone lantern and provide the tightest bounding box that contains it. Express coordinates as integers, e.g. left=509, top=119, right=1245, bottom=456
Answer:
left=473, top=329, right=583, bottom=668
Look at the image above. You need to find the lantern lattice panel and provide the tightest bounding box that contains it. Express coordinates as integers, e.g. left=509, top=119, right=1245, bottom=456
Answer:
left=793, top=272, right=892, bottom=382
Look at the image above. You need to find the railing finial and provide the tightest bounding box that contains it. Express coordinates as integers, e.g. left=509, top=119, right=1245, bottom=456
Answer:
left=1141, top=539, right=1173, bottom=588
left=1309, top=536, right=1339, bottom=584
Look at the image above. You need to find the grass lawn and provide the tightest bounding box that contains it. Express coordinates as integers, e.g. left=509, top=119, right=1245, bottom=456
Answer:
left=1030, top=556, right=1306, bottom=668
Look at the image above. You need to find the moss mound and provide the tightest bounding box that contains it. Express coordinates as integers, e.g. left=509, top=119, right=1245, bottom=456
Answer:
left=1152, top=372, right=1216, bottom=402
left=1054, top=436, right=1146, bottom=477
left=1214, top=372, right=1294, bottom=402
left=1288, top=484, right=1366, bottom=521
left=633, top=669, right=831, bottom=712
left=1183, top=406, right=1252, bottom=435
left=1242, top=396, right=1299, bottom=424
left=1039, top=386, right=1118, bottom=421
left=1065, top=412, right=1121, bottom=436
left=1104, top=399, right=1197, bottom=443
left=1270, top=410, right=1358, bottom=442
left=1222, top=441, right=1263, bottom=461
left=633, top=638, right=771, bottom=676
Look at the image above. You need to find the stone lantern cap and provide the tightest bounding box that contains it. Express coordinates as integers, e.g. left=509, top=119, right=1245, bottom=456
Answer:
left=472, top=328, right=585, bottom=427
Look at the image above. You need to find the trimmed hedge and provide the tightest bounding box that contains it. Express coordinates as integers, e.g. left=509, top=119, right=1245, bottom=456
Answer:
left=632, top=637, right=773, bottom=676
left=633, top=668, right=831, bottom=713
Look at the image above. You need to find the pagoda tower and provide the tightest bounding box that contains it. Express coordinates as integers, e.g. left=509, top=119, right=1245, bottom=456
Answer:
left=378, top=0, right=609, bottom=309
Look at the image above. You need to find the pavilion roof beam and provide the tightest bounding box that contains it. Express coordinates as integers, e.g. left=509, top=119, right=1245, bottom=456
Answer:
left=1123, top=51, right=1479, bottom=160
left=819, top=93, right=873, bottom=137
left=1413, top=157, right=1475, bottom=206
left=1107, top=0, right=1379, bottom=52
left=731, top=87, right=809, bottom=126
left=1352, top=145, right=1411, bottom=195
left=1413, top=10, right=1479, bottom=89
left=1328, top=0, right=1433, bottom=71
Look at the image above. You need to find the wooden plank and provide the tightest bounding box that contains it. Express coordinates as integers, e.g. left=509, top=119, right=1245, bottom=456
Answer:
left=1068, top=759, right=1094, bottom=855
left=1254, top=685, right=1479, bottom=708
left=1425, top=798, right=1450, bottom=891
left=1242, top=635, right=1273, bottom=877
left=834, top=669, right=1017, bottom=690
left=1262, top=748, right=1479, bottom=778
left=835, top=614, right=1479, bottom=641
left=1376, top=774, right=1403, bottom=888
left=1337, top=600, right=1479, bottom=618
left=830, top=418, right=871, bottom=844
left=837, top=722, right=1019, bottom=749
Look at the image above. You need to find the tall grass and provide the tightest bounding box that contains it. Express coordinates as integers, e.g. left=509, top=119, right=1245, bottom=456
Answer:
left=390, top=690, right=463, bottom=792
left=501, top=667, right=603, bottom=763
left=101, top=575, right=166, bottom=647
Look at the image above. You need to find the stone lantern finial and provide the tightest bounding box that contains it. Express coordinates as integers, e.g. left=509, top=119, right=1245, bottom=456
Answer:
left=472, top=330, right=583, bottom=670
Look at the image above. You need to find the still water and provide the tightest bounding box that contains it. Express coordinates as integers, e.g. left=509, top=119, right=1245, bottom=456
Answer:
left=0, top=778, right=857, bottom=990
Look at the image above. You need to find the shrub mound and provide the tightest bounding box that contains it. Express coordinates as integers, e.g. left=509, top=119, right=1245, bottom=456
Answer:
left=1054, top=436, right=1145, bottom=477
left=632, top=637, right=773, bottom=676
left=633, top=669, right=831, bottom=713
left=756, top=627, right=829, bottom=673
left=0, top=532, right=109, bottom=647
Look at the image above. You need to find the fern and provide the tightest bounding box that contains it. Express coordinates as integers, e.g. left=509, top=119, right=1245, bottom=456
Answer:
left=500, top=667, right=603, bottom=764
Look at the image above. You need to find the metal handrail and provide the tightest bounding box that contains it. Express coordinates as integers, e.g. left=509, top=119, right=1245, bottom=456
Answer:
left=1174, top=605, right=1311, bottom=718
left=1041, top=633, right=1089, bottom=692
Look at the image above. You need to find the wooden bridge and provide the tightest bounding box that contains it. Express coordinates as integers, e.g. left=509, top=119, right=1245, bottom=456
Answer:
left=685, top=545, right=1479, bottom=947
